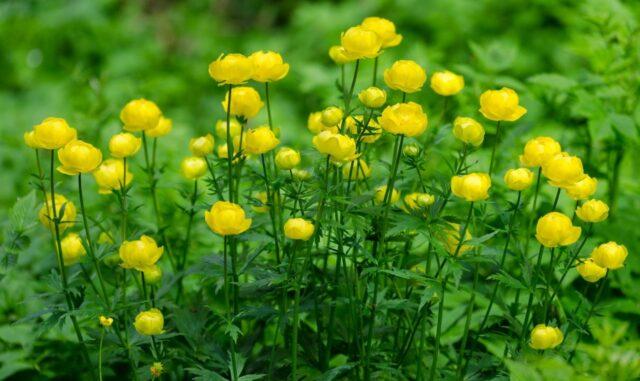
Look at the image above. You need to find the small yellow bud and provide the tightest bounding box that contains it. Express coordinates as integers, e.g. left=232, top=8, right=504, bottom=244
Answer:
left=590, top=241, right=628, bottom=270
left=358, top=87, right=387, bottom=108
left=379, top=102, right=428, bottom=137
left=360, top=17, right=402, bottom=48
left=204, top=201, right=252, bottom=236
left=181, top=156, right=208, bottom=180
left=383, top=60, right=427, bottom=93
left=575, top=199, right=609, bottom=223
left=189, top=134, right=215, bottom=157
left=208, top=53, right=253, bottom=85
left=440, top=223, right=473, bottom=256
left=60, top=233, right=86, bottom=266
left=346, top=116, right=381, bottom=143
left=563, top=175, right=597, bottom=200
left=529, top=324, right=563, bottom=350
left=452, top=117, right=484, bottom=146
left=342, top=159, right=371, bottom=181
left=215, top=118, right=242, bottom=139
left=99, top=315, right=114, bottom=328
left=98, top=232, right=114, bottom=245
left=120, top=99, right=162, bottom=132
left=430, top=70, right=464, bottom=96
left=150, top=362, right=164, bottom=378
left=93, top=159, right=133, bottom=195
left=292, top=168, right=311, bottom=181
left=284, top=218, right=315, bottom=241
left=404, top=192, right=435, bottom=211
left=57, top=140, right=103, bottom=175
left=251, top=192, right=269, bottom=213
left=275, top=147, right=301, bottom=170
left=321, top=106, right=344, bottom=127
left=143, top=265, right=163, bottom=285
left=451, top=173, right=491, bottom=202
left=119, top=235, right=164, bottom=272
left=403, top=144, right=420, bottom=157
left=503, top=168, right=534, bottom=191
left=109, top=133, right=142, bottom=159
left=576, top=258, right=607, bottom=283
left=374, top=185, right=399, bottom=205
left=39, top=193, right=76, bottom=233
left=221, top=86, right=264, bottom=119
left=145, top=117, right=172, bottom=138
left=134, top=308, right=164, bottom=336
left=535, top=212, right=581, bottom=248
left=479, top=87, right=527, bottom=122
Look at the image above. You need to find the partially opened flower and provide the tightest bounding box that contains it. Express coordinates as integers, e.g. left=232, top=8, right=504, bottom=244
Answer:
left=93, top=158, right=133, bottom=194
left=479, top=88, right=527, bottom=122
left=576, top=258, right=607, bottom=283
left=60, top=233, right=86, bottom=266
left=284, top=218, right=315, bottom=241
left=39, top=193, right=76, bottom=232
left=134, top=308, right=164, bottom=336
left=384, top=60, right=426, bottom=93
left=575, top=199, right=609, bottom=223
left=519, top=137, right=561, bottom=167
left=205, top=201, right=252, bottom=236
left=340, top=25, right=382, bottom=59
left=249, top=51, right=289, bottom=82
left=208, top=53, right=253, bottom=85
left=120, top=99, right=162, bottom=132
left=119, top=235, right=164, bottom=272
left=535, top=212, right=581, bottom=248
left=146, top=117, right=172, bottom=138
left=451, top=173, right=491, bottom=202
left=32, top=117, right=77, bottom=149
left=58, top=140, right=103, bottom=175
left=109, top=133, right=142, bottom=159
left=430, top=70, right=464, bottom=96
left=379, top=102, right=428, bottom=137
left=221, top=86, right=264, bottom=119
left=529, top=324, right=563, bottom=350
left=312, top=130, right=358, bottom=163
left=590, top=242, right=628, bottom=270
left=360, top=17, right=402, bottom=48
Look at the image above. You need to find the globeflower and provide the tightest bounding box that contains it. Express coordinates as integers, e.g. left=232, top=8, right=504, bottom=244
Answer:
left=145, top=117, right=172, bottom=138
left=308, top=112, right=334, bottom=134
left=542, top=152, right=585, bottom=187
left=453, top=117, right=484, bottom=146
left=575, top=199, right=609, bottom=223
left=143, top=265, right=163, bottom=285
left=24, top=130, right=39, bottom=148
left=134, top=308, right=164, bottom=336
left=221, top=86, right=264, bottom=119
left=244, top=126, right=279, bottom=155
left=120, top=99, right=162, bottom=132
left=109, top=133, right=142, bottom=159
left=360, top=17, right=402, bottom=48
left=249, top=51, right=289, bottom=82
left=60, top=233, right=86, bottom=266
left=99, top=316, right=114, bottom=328
left=283, top=218, right=315, bottom=241
left=340, top=25, right=381, bottom=59
left=328, top=45, right=353, bottom=65
left=208, top=53, right=253, bottom=85
left=321, top=106, right=344, bottom=127
left=215, top=118, right=242, bottom=139
left=181, top=157, right=208, bottom=180
left=535, top=212, right=581, bottom=248
left=404, top=192, right=435, bottom=211
left=576, top=258, right=607, bottom=283
left=374, top=185, right=399, bottom=204
left=358, top=86, right=387, bottom=108
left=503, top=168, right=534, bottom=191
left=275, top=147, right=301, bottom=170
left=378, top=102, right=428, bottom=137
left=529, top=324, right=563, bottom=350
left=346, top=116, right=382, bottom=143
left=342, top=159, right=371, bottom=181
left=590, top=242, right=628, bottom=270
left=563, top=175, right=597, bottom=200
left=430, top=70, right=464, bottom=96
left=519, top=137, right=562, bottom=167
left=39, top=193, right=76, bottom=232
left=93, top=159, right=133, bottom=194
left=205, top=201, right=252, bottom=236
left=451, top=173, right=491, bottom=202
left=189, top=134, right=215, bottom=157
left=312, top=130, right=358, bottom=163
left=383, top=60, right=427, bottom=93
left=32, top=117, right=77, bottom=149
left=57, top=140, right=103, bottom=175
left=119, top=235, right=164, bottom=272
left=479, top=87, right=527, bottom=122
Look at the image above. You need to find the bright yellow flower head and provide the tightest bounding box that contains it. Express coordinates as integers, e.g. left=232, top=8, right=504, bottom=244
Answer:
left=217, top=144, right=231, bottom=159
left=430, top=70, right=464, bottom=96
left=284, top=218, right=315, bottom=241
left=440, top=223, right=473, bottom=256
left=60, top=233, right=86, bottom=266
left=312, top=130, right=358, bottom=163
left=321, top=106, right=344, bottom=127
left=342, top=159, right=372, bottom=181
left=383, top=60, right=427, bottom=93
left=404, top=192, right=435, bottom=211
left=576, top=199, right=609, bottom=223
left=205, top=201, right=252, bottom=236
left=109, top=133, right=142, bottom=159
left=215, top=118, right=243, bottom=139
left=360, top=17, right=402, bottom=48
left=244, top=126, right=280, bottom=155
left=503, top=168, right=534, bottom=191
left=39, top=193, right=76, bottom=232
left=479, top=88, right=527, bottom=122
left=529, top=324, right=563, bottom=350
left=275, top=147, right=301, bottom=170
left=119, top=235, right=164, bottom=272
left=308, top=112, right=334, bottom=134
left=120, top=99, right=162, bottom=132
left=563, top=175, right=597, bottom=200
left=143, top=265, right=163, bottom=285
left=535, top=212, right=581, bottom=248
left=576, top=258, right=607, bottom=283
left=249, top=51, right=289, bottom=82
left=134, top=308, right=164, bottom=336
left=346, top=116, right=382, bottom=143
left=590, top=242, right=628, bottom=270
left=328, top=45, right=354, bottom=65
left=451, top=173, right=491, bottom=202
left=93, top=158, right=133, bottom=194
left=32, top=117, right=77, bottom=150
left=453, top=117, right=484, bottom=146
left=358, top=86, right=387, bottom=109
left=221, top=86, right=264, bottom=119
left=251, top=191, right=269, bottom=213
left=208, top=53, right=253, bottom=85
left=24, top=130, right=39, bottom=148
left=145, top=117, right=172, bottom=138
left=542, top=152, right=585, bottom=187
left=99, top=315, right=114, bottom=328
left=57, top=140, right=103, bottom=175
left=341, top=25, right=382, bottom=59
left=374, top=185, right=400, bottom=205
left=379, top=102, right=428, bottom=137
left=181, top=156, right=207, bottom=180
left=189, top=134, right=215, bottom=157
left=520, top=137, right=562, bottom=167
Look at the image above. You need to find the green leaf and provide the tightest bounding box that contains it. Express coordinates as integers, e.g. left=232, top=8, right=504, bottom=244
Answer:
left=9, top=191, right=36, bottom=232
left=610, top=113, right=638, bottom=141
left=505, top=359, right=543, bottom=381
left=528, top=73, right=578, bottom=91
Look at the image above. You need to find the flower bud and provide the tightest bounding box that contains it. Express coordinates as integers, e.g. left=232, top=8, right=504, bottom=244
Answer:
left=24, top=130, right=39, bottom=148
left=383, top=60, right=427, bottom=93
left=120, top=99, right=162, bottom=132
left=189, top=134, right=215, bottom=157
left=479, top=88, right=527, bottom=122
left=342, top=159, right=371, bottom=181
left=453, top=117, right=484, bottom=146
left=404, top=192, right=435, bottom=211
left=292, top=168, right=311, bottom=181
left=32, top=117, right=77, bottom=149
left=451, top=173, right=491, bottom=202
left=284, top=218, right=315, bottom=241
left=403, top=144, right=420, bottom=157
left=39, top=193, right=76, bottom=233
left=529, top=324, right=563, bottom=350
left=374, top=185, right=399, bottom=205
left=249, top=51, right=289, bottom=82
left=503, top=168, right=534, bottom=191
left=208, top=53, right=253, bottom=85
left=307, top=111, right=332, bottom=134
left=542, top=152, right=585, bottom=187
left=358, top=87, right=387, bottom=108
left=150, top=362, right=164, bottom=378
left=119, top=235, right=164, bottom=272
left=575, top=199, right=609, bottom=223
left=145, top=117, right=172, bottom=138
left=312, top=130, right=358, bottom=163
left=440, top=223, right=473, bottom=256
left=535, top=212, right=581, bottom=248
left=360, top=17, right=402, bottom=48
left=61, top=233, right=86, bottom=266
left=563, top=175, right=597, bottom=200
left=181, top=156, right=207, bottom=180
left=143, top=265, right=162, bottom=285
left=109, top=133, right=141, bottom=159
left=93, top=159, right=133, bottom=194
left=275, top=147, right=301, bottom=170
left=134, top=308, right=164, bottom=336
left=57, top=140, right=103, bottom=175
left=519, top=137, right=561, bottom=167
left=430, top=70, right=464, bottom=96
left=576, top=258, right=606, bottom=283
left=99, top=316, right=114, bottom=328
left=379, top=102, right=428, bottom=137
left=321, top=106, right=344, bottom=127
left=217, top=144, right=230, bottom=159
left=221, top=86, right=264, bottom=119
left=340, top=26, right=381, bottom=60
left=215, top=118, right=242, bottom=139
left=328, top=45, right=353, bottom=65
left=205, top=201, right=252, bottom=236
left=244, top=126, right=280, bottom=155
left=590, top=242, right=628, bottom=270
left=251, top=192, right=269, bottom=213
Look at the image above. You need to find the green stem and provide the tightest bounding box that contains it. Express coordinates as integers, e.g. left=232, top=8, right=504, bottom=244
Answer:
left=488, top=121, right=502, bottom=176
left=98, top=330, right=105, bottom=381
left=519, top=244, right=546, bottom=348
left=176, top=179, right=198, bottom=302
left=223, top=236, right=239, bottom=381
left=291, top=241, right=302, bottom=381
left=225, top=84, right=234, bottom=202
left=205, top=156, right=225, bottom=201
left=568, top=270, right=608, bottom=362
left=261, top=154, right=282, bottom=264
left=372, top=56, right=378, bottom=86
left=456, top=263, right=479, bottom=380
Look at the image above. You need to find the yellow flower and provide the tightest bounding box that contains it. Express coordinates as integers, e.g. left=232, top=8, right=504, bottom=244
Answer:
left=340, top=25, right=381, bottom=59
left=292, top=168, right=311, bottom=181
left=205, top=201, right=252, bottom=236
left=99, top=315, right=114, bottom=328
left=93, top=158, right=133, bottom=194
left=119, top=235, right=164, bottom=272
left=519, top=136, right=562, bottom=167
left=120, top=99, right=162, bottom=132
left=275, top=147, right=301, bottom=170
left=145, top=117, right=172, bottom=138
left=150, top=362, right=164, bottom=378
left=535, top=212, right=581, bottom=248
left=189, top=134, right=215, bottom=157
left=383, top=60, right=427, bottom=93
left=307, top=112, right=333, bottom=134
left=109, top=133, right=142, bottom=159
left=440, top=223, right=473, bottom=256
left=378, top=102, right=428, bottom=137
left=181, top=156, right=207, bottom=180
left=57, top=140, right=103, bottom=175
left=576, top=258, right=607, bottom=283
left=321, top=106, right=344, bottom=127
left=453, top=117, right=484, bottom=146
left=217, top=144, right=231, bottom=159
left=529, top=324, right=563, bottom=350
left=244, top=126, right=280, bottom=155
left=575, top=199, right=609, bottom=223
left=39, top=193, right=76, bottom=232
left=32, top=117, right=77, bottom=150
left=342, top=159, right=372, bottom=181
left=542, top=152, right=585, bottom=187
left=249, top=51, right=289, bottom=82
left=503, top=168, right=534, bottom=191
left=430, top=70, right=464, bottom=96
left=374, top=185, right=400, bottom=204
left=563, top=175, right=597, bottom=200
left=215, top=118, right=242, bottom=139
left=208, top=53, right=253, bottom=85
left=221, top=86, right=264, bottom=119
left=251, top=192, right=269, bottom=213
left=134, top=308, right=164, bottom=336
left=451, top=173, right=491, bottom=202
left=346, top=115, right=382, bottom=143
left=479, top=87, right=527, bottom=122
left=404, top=192, right=435, bottom=211
left=284, top=218, right=315, bottom=241
left=312, top=130, right=358, bottom=163
left=358, top=86, right=387, bottom=109
left=590, top=242, right=628, bottom=270
left=24, top=130, right=39, bottom=148
left=360, top=16, right=402, bottom=48
left=143, top=265, right=163, bottom=285
left=328, top=45, right=354, bottom=65
left=60, top=233, right=86, bottom=266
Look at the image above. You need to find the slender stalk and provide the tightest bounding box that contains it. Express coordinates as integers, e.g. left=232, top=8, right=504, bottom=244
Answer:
left=121, top=157, right=128, bottom=241
left=488, top=121, right=501, bottom=176
left=372, top=56, right=378, bottom=86
left=223, top=236, right=239, bottom=380
left=176, top=179, right=198, bottom=301
left=519, top=243, right=546, bottom=348
left=547, top=225, right=593, bottom=307
left=568, top=271, right=608, bottom=362
left=291, top=241, right=302, bottom=381
left=205, top=156, right=225, bottom=201
left=98, top=330, right=105, bottom=381
left=456, top=263, right=479, bottom=380
left=260, top=154, right=282, bottom=264
left=225, top=84, right=234, bottom=202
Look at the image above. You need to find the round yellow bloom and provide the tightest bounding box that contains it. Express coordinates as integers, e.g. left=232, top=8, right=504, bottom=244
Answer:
left=519, top=136, right=562, bottom=167
left=109, top=133, right=142, bottom=159
left=453, top=117, right=484, bottom=146
left=342, top=159, right=371, bottom=181
left=328, top=45, right=354, bottom=65
left=374, top=185, right=400, bottom=204
left=307, top=112, right=333, bottom=134
left=143, top=265, right=163, bottom=285
left=61, top=233, right=86, bottom=266
left=145, top=117, right=172, bottom=138
left=275, top=147, right=301, bottom=170
left=312, top=130, right=358, bottom=163
left=32, top=117, right=77, bottom=150
left=542, top=152, right=585, bottom=187
left=215, top=118, right=242, bottom=139
left=24, top=130, right=39, bottom=148
left=205, top=201, right=252, bottom=236
left=99, top=316, right=114, bottom=328
left=360, top=16, right=402, bottom=48
left=134, top=308, right=164, bottom=336
left=404, top=193, right=435, bottom=211
left=479, top=88, right=527, bottom=122
left=590, top=242, right=628, bottom=270
left=440, top=223, right=473, bottom=256
left=451, top=173, right=491, bottom=202
left=208, top=53, right=253, bottom=85
left=284, top=218, right=315, bottom=241
left=251, top=192, right=269, bottom=213
left=189, top=134, right=215, bottom=157
left=120, top=99, right=162, bottom=132
left=358, top=86, right=387, bottom=108
left=249, top=51, right=289, bottom=82
left=39, top=193, right=76, bottom=232
left=529, top=324, right=563, bottom=350
left=93, top=159, right=133, bottom=194
left=575, top=199, right=609, bottom=223
left=504, top=168, right=534, bottom=191
left=383, top=60, right=427, bottom=93
left=221, top=86, right=264, bottom=119
left=244, top=126, right=279, bottom=155
left=181, top=156, right=207, bottom=180
left=57, top=140, right=103, bottom=175
left=379, top=102, right=428, bottom=137
left=346, top=115, right=382, bottom=143
left=430, top=70, right=464, bottom=96
left=119, top=235, right=164, bottom=272
left=340, top=25, right=381, bottom=59
left=576, top=258, right=607, bottom=283
left=535, top=212, right=581, bottom=248
left=321, top=106, right=344, bottom=127
left=292, top=168, right=311, bottom=181
left=563, top=175, right=597, bottom=200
